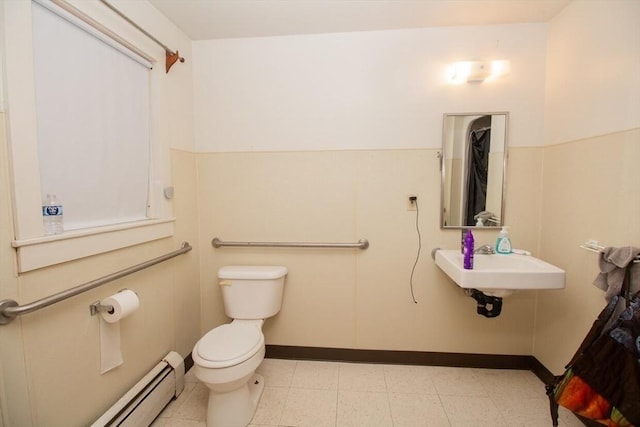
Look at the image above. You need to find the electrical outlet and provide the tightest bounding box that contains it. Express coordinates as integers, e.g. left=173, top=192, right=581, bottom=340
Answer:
left=407, top=195, right=417, bottom=211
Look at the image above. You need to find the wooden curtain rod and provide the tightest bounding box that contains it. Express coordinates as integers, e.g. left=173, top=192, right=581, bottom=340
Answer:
left=98, top=0, right=185, bottom=73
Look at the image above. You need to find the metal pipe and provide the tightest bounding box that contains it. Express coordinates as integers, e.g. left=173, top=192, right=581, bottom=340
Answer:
left=580, top=241, right=640, bottom=263
left=99, top=0, right=176, bottom=56
left=0, top=242, right=192, bottom=325
left=212, top=237, right=369, bottom=250
left=46, top=0, right=155, bottom=64
left=98, top=0, right=186, bottom=71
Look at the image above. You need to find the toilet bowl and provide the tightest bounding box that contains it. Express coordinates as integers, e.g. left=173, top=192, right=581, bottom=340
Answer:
left=192, top=320, right=266, bottom=427
left=192, top=265, right=287, bottom=427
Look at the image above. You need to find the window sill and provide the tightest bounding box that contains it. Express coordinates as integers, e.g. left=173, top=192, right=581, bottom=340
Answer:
left=12, top=218, right=175, bottom=273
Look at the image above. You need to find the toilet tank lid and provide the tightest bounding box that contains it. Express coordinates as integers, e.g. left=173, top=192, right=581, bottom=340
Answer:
left=218, top=265, right=288, bottom=280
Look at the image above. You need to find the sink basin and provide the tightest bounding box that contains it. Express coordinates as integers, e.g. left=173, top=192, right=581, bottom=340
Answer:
left=434, top=249, right=565, bottom=297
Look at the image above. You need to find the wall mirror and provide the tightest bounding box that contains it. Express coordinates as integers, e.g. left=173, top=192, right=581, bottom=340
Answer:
left=441, top=112, right=508, bottom=229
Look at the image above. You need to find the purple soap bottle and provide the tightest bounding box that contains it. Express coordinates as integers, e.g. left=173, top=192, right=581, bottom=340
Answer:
left=463, top=229, right=474, bottom=269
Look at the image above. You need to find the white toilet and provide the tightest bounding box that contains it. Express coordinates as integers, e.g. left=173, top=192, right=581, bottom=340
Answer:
left=192, top=265, right=287, bottom=427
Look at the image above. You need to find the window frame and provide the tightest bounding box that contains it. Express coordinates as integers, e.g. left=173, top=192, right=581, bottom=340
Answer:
left=3, top=0, right=174, bottom=273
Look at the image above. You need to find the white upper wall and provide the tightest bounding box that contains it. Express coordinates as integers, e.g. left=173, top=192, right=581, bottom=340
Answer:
left=544, top=0, right=640, bottom=145
left=193, top=24, right=548, bottom=152
left=105, top=0, right=196, bottom=153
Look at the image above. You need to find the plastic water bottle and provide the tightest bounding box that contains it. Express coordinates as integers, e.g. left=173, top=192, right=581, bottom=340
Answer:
left=42, top=194, right=63, bottom=235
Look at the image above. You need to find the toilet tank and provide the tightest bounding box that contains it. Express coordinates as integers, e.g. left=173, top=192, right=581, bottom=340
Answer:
left=218, top=266, right=288, bottom=319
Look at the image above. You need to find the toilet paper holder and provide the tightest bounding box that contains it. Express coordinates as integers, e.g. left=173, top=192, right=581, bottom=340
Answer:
left=89, top=288, right=138, bottom=316
left=90, top=288, right=134, bottom=316
left=90, top=301, right=114, bottom=316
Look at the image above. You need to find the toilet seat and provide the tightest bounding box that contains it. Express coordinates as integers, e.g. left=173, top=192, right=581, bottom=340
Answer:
left=196, top=322, right=264, bottom=369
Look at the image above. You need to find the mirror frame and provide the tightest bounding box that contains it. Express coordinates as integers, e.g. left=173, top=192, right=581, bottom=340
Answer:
left=440, top=112, right=508, bottom=229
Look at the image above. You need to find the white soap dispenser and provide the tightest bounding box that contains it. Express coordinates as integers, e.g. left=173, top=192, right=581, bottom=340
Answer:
left=496, top=226, right=513, bottom=254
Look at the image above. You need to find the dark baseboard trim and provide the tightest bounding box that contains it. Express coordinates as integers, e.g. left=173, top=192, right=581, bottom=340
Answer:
left=266, top=344, right=543, bottom=372
left=184, top=352, right=193, bottom=372
left=528, top=354, right=557, bottom=384
left=192, top=344, right=555, bottom=384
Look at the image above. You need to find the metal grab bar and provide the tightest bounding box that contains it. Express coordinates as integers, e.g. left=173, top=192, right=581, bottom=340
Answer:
left=0, top=242, right=192, bottom=325
left=212, top=237, right=369, bottom=250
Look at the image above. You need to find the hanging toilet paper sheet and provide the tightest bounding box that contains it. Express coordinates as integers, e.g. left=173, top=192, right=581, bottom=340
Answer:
left=99, top=289, right=139, bottom=374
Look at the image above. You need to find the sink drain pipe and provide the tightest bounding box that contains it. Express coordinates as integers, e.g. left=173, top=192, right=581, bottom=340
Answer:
left=464, top=289, right=503, bottom=318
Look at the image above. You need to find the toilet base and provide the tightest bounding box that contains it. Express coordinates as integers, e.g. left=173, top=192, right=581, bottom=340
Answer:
left=206, top=373, right=265, bottom=427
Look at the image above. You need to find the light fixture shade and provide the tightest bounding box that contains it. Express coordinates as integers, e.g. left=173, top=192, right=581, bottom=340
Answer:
left=447, top=60, right=510, bottom=84
left=467, top=61, right=490, bottom=82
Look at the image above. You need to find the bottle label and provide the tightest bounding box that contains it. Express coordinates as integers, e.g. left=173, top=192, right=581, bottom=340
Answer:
left=497, top=238, right=511, bottom=253
left=43, top=205, right=63, bottom=216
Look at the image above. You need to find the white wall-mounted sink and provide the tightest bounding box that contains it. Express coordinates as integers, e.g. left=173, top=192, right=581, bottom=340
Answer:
left=434, top=249, right=565, bottom=297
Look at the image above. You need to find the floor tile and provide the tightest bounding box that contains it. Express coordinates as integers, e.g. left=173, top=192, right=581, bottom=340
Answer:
left=429, top=366, right=488, bottom=396
left=388, top=392, right=450, bottom=426
left=338, top=362, right=387, bottom=392
left=559, top=406, right=590, bottom=427
left=336, top=390, right=392, bottom=427
left=440, top=395, right=509, bottom=427
left=383, top=364, right=438, bottom=395
left=290, top=360, right=339, bottom=390
left=496, top=396, right=558, bottom=426
left=250, top=386, right=287, bottom=425
left=473, top=368, right=544, bottom=399
left=256, top=358, right=297, bottom=388
left=152, top=419, right=206, bottom=427
left=175, top=382, right=208, bottom=421
left=184, top=369, right=197, bottom=383
left=280, top=388, right=338, bottom=427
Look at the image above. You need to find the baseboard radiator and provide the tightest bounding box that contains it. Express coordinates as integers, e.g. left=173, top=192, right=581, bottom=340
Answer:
left=91, top=351, right=185, bottom=427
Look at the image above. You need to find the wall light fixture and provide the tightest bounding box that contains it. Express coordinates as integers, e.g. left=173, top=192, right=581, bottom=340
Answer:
left=447, top=60, right=510, bottom=84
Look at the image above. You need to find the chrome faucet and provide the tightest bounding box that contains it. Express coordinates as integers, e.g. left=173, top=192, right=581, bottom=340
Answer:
left=475, top=244, right=495, bottom=255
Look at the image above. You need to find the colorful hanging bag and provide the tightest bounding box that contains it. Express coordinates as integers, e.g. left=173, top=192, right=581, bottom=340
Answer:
left=547, top=265, right=640, bottom=427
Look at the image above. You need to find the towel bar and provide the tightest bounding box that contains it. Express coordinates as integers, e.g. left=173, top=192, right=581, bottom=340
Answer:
left=580, top=240, right=640, bottom=263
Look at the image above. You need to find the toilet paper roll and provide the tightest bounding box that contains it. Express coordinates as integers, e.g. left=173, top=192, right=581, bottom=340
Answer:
left=99, top=290, right=139, bottom=374
left=101, top=289, right=139, bottom=323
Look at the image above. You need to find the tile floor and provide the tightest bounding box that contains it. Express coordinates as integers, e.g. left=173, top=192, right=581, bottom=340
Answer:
left=152, top=358, right=584, bottom=427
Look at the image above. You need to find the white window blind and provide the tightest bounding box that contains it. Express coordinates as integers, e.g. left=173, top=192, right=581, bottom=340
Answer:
left=31, top=0, right=151, bottom=231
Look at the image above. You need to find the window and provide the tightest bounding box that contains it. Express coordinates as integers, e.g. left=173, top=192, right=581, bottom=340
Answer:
left=4, top=0, right=173, bottom=272
left=32, top=0, right=151, bottom=231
